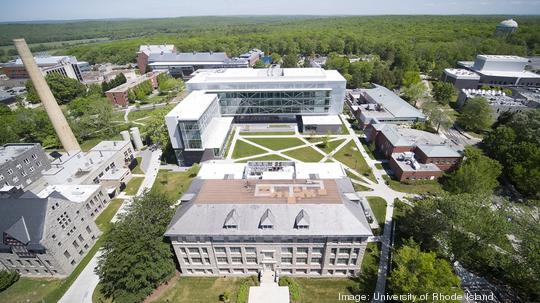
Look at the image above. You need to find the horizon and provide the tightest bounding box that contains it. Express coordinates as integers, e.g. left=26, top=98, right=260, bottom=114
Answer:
left=2, top=13, right=540, bottom=24
left=2, top=0, right=540, bottom=23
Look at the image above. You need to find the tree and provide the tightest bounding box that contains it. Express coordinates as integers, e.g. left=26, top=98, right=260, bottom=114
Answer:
left=253, top=60, right=266, bottom=68
left=432, top=82, right=456, bottom=105
left=402, top=70, right=421, bottom=87
left=389, top=241, right=462, bottom=303
left=401, top=82, right=426, bottom=107
left=27, top=73, right=86, bottom=104
left=324, top=53, right=350, bottom=75
left=157, top=73, right=183, bottom=93
left=444, top=146, right=502, bottom=195
left=457, top=97, right=492, bottom=132
left=67, top=94, right=114, bottom=141
left=423, top=102, right=454, bottom=133
left=0, top=270, right=20, bottom=292
left=96, top=192, right=176, bottom=303
left=142, top=108, right=170, bottom=147
left=270, top=53, right=281, bottom=64
left=281, top=54, right=298, bottom=68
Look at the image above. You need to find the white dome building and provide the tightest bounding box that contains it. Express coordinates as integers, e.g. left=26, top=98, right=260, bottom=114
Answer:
left=496, top=19, right=518, bottom=36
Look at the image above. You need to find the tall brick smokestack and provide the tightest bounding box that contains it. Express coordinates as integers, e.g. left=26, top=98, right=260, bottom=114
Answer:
left=13, top=38, right=81, bottom=152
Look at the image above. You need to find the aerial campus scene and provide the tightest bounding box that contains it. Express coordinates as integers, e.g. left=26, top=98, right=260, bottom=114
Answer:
left=0, top=1, right=539, bottom=303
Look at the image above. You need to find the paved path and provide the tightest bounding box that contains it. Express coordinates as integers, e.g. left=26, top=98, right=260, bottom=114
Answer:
left=59, top=148, right=163, bottom=303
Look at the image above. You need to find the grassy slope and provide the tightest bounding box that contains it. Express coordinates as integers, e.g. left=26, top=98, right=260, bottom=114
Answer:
left=151, top=170, right=193, bottom=201
left=124, top=177, right=144, bottom=195
left=283, top=146, right=324, bottom=162
left=231, top=140, right=267, bottom=159
left=333, top=141, right=376, bottom=182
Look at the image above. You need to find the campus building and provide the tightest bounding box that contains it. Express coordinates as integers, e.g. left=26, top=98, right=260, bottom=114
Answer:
left=444, top=55, right=540, bottom=90
left=166, top=67, right=347, bottom=164
left=165, top=91, right=234, bottom=165
left=27, top=140, right=135, bottom=197
left=347, top=84, right=426, bottom=128
left=457, top=87, right=540, bottom=118
left=138, top=44, right=250, bottom=79
left=0, top=186, right=103, bottom=277
left=365, top=124, right=462, bottom=181
left=104, top=71, right=163, bottom=106
left=0, top=143, right=51, bottom=189
left=165, top=161, right=373, bottom=277
left=2, top=55, right=84, bottom=81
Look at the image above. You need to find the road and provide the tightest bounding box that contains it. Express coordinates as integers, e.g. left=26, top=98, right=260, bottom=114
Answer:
left=58, top=148, right=163, bottom=303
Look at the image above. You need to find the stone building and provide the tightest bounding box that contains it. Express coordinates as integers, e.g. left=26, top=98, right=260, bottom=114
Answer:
left=0, top=143, right=51, bottom=189
left=0, top=186, right=103, bottom=277
left=165, top=161, right=373, bottom=277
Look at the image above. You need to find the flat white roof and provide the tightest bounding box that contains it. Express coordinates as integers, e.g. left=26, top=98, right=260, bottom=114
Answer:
left=203, top=117, right=234, bottom=149
left=197, top=161, right=246, bottom=179
left=36, top=184, right=101, bottom=203
left=302, top=115, right=342, bottom=125
left=166, top=91, right=217, bottom=121
left=476, top=69, right=540, bottom=79
left=188, top=68, right=346, bottom=84
left=444, top=68, right=481, bottom=80
left=478, top=55, right=529, bottom=62
left=294, top=162, right=346, bottom=179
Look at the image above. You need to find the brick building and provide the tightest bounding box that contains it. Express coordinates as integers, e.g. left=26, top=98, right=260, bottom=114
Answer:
left=365, top=124, right=462, bottom=181
left=105, top=71, right=162, bottom=106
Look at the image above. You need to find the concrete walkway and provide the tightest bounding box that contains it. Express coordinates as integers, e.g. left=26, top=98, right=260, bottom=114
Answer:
left=59, top=148, right=163, bottom=303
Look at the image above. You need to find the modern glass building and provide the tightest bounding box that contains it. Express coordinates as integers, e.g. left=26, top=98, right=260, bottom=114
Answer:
left=166, top=91, right=233, bottom=165
left=166, top=68, right=346, bottom=165
left=186, top=67, right=346, bottom=120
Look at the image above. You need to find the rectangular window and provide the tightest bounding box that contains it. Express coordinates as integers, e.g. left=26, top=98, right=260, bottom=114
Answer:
left=191, top=258, right=202, bottom=264
left=86, top=226, right=92, bottom=233
left=339, top=248, right=351, bottom=255
left=246, top=257, right=257, bottom=264
left=230, top=247, right=241, bottom=254
left=214, top=247, right=225, bottom=253
left=245, top=247, right=256, bottom=254
left=204, top=258, right=211, bottom=264
left=297, top=247, right=308, bottom=255
left=337, top=258, right=348, bottom=265
left=217, top=257, right=228, bottom=264
left=183, top=258, right=190, bottom=264
left=72, top=240, right=79, bottom=248
left=281, top=257, right=292, bottom=264
left=231, top=257, right=242, bottom=264
left=64, top=250, right=71, bottom=259
left=188, top=248, right=199, bottom=254
left=281, top=247, right=292, bottom=254
left=314, top=249, right=325, bottom=257
left=311, top=258, right=322, bottom=264
left=296, top=257, right=307, bottom=264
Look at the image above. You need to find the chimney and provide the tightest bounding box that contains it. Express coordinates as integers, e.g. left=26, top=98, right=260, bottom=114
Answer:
left=13, top=39, right=81, bottom=152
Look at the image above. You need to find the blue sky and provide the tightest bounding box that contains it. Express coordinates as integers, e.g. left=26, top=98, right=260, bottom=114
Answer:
left=1, top=0, right=539, bottom=22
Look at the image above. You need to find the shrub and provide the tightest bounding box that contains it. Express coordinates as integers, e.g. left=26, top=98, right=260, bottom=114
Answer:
left=0, top=270, right=20, bottom=292
left=278, top=276, right=301, bottom=303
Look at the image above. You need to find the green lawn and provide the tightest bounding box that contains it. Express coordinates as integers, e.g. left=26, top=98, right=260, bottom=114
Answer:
left=239, top=131, right=295, bottom=136
left=367, top=196, right=387, bottom=231
left=132, top=157, right=144, bottom=174
left=232, top=140, right=267, bottom=159
left=283, top=146, right=324, bottom=162
left=152, top=277, right=246, bottom=303
left=317, top=138, right=346, bottom=155
left=383, top=175, right=443, bottom=194
left=375, top=163, right=383, bottom=169
left=333, top=141, right=376, bottom=182
left=151, top=170, right=194, bottom=201
left=0, top=277, right=63, bottom=303
left=295, top=278, right=358, bottom=303
left=245, top=137, right=305, bottom=151
left=236, top=154, right=289, bottom=163
left=95, top=199, right=123, bottom=233
left=357, top=242, right=381, bottom=296
left=124, top=177, right=144, bottom=195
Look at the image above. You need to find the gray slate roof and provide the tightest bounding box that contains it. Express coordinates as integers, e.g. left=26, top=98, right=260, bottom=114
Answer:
left=377, top=124, right=412, bottom=146
left=362, top=84, right=425, bottom=120
left=416, top=144, right=462, bottom=158
left=0, top=197, right=49, bottom=250
left=165, top=178, right=372, bottom=238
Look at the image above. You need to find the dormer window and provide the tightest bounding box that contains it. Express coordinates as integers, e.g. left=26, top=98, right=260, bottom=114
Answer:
left=295, top=209, right=310, bottom=230
left=223, top=209, right=238, bottom=230
left=259, top=209, right=275, bottom=230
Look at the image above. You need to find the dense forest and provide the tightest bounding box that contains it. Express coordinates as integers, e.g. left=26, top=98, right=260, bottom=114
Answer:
left=1, top=16, right=539, bottom=78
